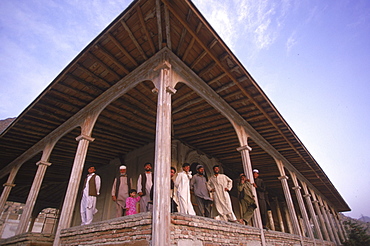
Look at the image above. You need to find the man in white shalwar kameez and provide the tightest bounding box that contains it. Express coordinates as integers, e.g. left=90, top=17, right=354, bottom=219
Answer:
left=81, top=166, right=101, bottom=225
left=175, top=163, right=196, bottom=215
left=207, top=165, right=237, bottom=222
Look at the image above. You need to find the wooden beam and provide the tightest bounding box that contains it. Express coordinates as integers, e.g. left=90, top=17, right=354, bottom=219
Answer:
left=182, top=22, right=202, bottom=61
left=107, top=33, right=138, bottom=66
left=120, top=20, right=148, bottom=60
left=95, top=44, right=130, bottom=74
left=136, top=5, right=156, bottom=55
left=156, top=0, right=162, bottom=50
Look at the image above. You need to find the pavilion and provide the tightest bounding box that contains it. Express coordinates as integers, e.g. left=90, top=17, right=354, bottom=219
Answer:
left=0, top=0, right=350, bottom=245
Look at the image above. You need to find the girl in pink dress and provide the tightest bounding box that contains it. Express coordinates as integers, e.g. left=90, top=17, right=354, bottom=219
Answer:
left=125, top=189, right=141, bottom=215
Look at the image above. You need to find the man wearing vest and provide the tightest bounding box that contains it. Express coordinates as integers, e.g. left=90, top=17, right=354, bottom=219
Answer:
left=81, top=166, right=101, bottom=225
left=111, top=165, right=132, bottom=217
left=137, top=162, right=153, bottom=212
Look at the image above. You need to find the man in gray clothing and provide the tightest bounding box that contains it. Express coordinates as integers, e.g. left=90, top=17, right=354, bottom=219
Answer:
left=190, top=164, right=212, bottom=217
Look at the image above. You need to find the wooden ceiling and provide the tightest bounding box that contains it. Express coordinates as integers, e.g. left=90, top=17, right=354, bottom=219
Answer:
left=0, top=0, right=350, bottom=213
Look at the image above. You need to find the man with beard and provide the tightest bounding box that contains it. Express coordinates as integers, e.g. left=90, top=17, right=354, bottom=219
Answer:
left=137, top=162, right=153, bottom=212
left=80, top=166, right=101, bottom=225
left=190, top=164, right=212, bottom=217
left=170, top=167, right=178, bottom=212
left=111, top=165, right=131, bottom=217
left=175, top=163, right=196, bottom=215
left=238, top=173, right=256, bottom=224
left=253, top=169, right=268, bottom=229
left=207, top=165, right=237, bottom=222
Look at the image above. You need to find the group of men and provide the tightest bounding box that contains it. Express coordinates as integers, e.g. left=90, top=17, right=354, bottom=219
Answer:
left=80, top=162, right=153, bottom=225
left=172, top=163, right=267, bottom=227
left=80, top=162, right=268, bottom=229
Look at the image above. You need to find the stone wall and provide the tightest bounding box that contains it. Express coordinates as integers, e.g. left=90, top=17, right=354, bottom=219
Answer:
left=58, top=213, right=337, bottom=246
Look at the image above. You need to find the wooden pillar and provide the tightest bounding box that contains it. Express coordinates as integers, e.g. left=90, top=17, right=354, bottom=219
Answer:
left=151, top=59, right=175, bottom=246
left=0, top=166, right=19, bottom=214
left=330, top=207, right=345, bottom=242
left=236, top=126, right=266, bottom=246
left=267, top=210, right=275, bottom=231
left=273, top=197, right=285, bottom=233
left=316, top=194, right=335, bottom=243
left=323, top=200, right=341, bottom=244
left=275, top=159, right=301, bottom=235
left=53, top=134, right=94, bottom=246
left=16, top=160, right=52, bottom=234
left=301, top=182, right=323, bottom=240
left=289, top=171, right=315, bottom=241
left=283, top=202, right=294, bottom=234
left=310, top=188, right=330, bottom=241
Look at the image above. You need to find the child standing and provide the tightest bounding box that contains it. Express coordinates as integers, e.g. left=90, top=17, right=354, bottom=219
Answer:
left=125, top=189, right=141, bottom=215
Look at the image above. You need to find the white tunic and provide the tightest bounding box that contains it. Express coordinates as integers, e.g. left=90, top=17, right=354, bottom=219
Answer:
left=81, top=173, right=101, bottom=225
left=207, top=174, right=237, bottom=221
left=175, top=171, right=196, bottom=215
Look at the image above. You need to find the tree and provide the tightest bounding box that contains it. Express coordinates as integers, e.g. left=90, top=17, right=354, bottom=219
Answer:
left=343, top=220, right=370, bottom=246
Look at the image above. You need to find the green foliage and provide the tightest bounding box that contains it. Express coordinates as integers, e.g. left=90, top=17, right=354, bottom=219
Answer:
left=343, top=220, right=370, bottom=246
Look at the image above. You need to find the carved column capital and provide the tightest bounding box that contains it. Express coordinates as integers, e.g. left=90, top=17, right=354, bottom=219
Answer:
left=236, top=145, right=252, bottom=152
left=75, top=134, right=95, bottom=142
left=166, top=86, right=177, bottom=95
left=292, top=185, right=301, bottom=190
left=36, top=160, right=52, bottom=167
left=278, top=175, right=289, bottom=181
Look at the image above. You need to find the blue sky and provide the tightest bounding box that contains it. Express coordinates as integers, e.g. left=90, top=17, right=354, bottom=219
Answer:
left=1, top=0, right=369, bottom=219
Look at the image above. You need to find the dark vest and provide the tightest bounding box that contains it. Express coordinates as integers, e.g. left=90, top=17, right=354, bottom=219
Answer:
left=83, top=174, right=98, bottom=196
left=115, top=175, right=131, bottom=197
left=141, top=172, right=153, bottom=196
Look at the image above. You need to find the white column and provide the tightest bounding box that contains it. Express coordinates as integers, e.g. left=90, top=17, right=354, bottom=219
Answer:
left=273, top=197, right=285, bottom=233
left=283, top=203, right=293, bottom=234
left=317, top=195, right=336, bottom=243
left=0, top=166, right=19, bottom=214
left=235, top=126, right=266, bottom=246
left=53, top=134, right=94, bottom=246
left=323, top=200, right=341, bottom=244
left=151, top=60, right=175, bottom=246
left=330, top=207, right=345, bottom=242
left=310, top=188, right=330, bottom=241
left=267, top=210, right=275, bottom=231
left=237, top=145, right=264, bottom=229
left=301, top=182, right=323, bottom=240
left=289, top=171, right=315, bottom=241
left=16, top=160, right=52, bottom=234
left=275, top=160, right=301, bottom=235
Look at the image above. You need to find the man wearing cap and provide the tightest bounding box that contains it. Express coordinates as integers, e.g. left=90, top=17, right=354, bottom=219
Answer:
left=190, top=163, right=212, bottom=217
left=207, top=165, right=237, bottom=222
left=81, top=166, right=101, bottom=225
left=175, top=163, right=196, bottom=215
left=238, top=173, right=256, bottom=224
left=137, top=162, right=154, bottom=212
left=253, top=169, right=268, bottom=228
left=111, top=165, right=132, bottom=217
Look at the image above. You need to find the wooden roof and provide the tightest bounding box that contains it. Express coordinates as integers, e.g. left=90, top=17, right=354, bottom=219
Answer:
left=0, top=0, right=349, bottom=212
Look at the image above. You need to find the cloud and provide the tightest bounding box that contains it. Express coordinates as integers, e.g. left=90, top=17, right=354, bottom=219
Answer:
left=286, top=32, right=297, bottom=53
left=193, top=0, right=294, bottom=52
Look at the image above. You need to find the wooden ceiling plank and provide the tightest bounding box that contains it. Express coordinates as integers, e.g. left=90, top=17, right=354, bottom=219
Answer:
left=190, top=39, right=217, bottom=69
left=164, top=4, right=171, bottom=50
left=107, top=33, right=139, bottom=67
left=76, top=63, right=111, bottom=88
left=121, top=20, right=148, bottom=60
left=136, top=5, right=156, bottom=55
left=182, top=22, right=202, bottom=61
left=95, top=44, right=130, bottom=75
left=156, top=0, right=162, bottom=50
left=86, top=51, right=121, bottom=80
